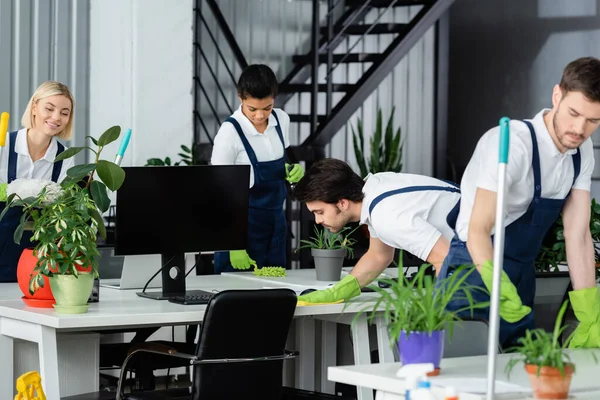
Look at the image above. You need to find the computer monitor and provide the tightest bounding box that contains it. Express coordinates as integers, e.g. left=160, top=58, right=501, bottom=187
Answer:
left=115, top=165, right=250, bottom=300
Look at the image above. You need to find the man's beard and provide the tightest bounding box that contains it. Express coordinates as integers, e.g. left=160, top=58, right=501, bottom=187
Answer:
left=553, top=109, right=583, bottom=150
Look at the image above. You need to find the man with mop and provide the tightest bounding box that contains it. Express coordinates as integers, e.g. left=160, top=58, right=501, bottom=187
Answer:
left=439, top=56, right=600, bottom=348
left=292, top=158, right=461, bottom=304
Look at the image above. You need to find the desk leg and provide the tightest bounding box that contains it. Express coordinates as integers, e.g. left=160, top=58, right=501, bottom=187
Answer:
left=38, top=325, right=60, bottom=399
left=296, top=317, right=315, bottom=390
left=0, top=324, right=14, bottom=400
left=320, top=320, right=336, bottom=394
left=374, top=316, right=395, bottom=363
left=351, top=315, right=373, bottom=400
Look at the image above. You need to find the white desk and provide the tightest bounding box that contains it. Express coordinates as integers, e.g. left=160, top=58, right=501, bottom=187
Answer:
left=328, top=350, right=600, bottom=399
left=0, top=273, right=386, bottom=399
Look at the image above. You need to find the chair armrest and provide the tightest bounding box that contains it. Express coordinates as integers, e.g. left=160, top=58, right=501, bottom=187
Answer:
left=116, top=348, right=298, bottom=400
left=190, top=349, right=299, bottom=365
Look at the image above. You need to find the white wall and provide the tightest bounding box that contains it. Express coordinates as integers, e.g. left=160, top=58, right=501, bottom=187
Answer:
left=89, top=0, right=193, bottom=168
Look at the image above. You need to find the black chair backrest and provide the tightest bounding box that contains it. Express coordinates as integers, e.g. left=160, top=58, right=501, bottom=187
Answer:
left=192, top=288, right=297, bottom=400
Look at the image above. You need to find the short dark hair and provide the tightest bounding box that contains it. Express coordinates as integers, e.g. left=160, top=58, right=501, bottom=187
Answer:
left=237, top=64, right=278, bottom=100
left=559, top=57, right=600, bottom=102
left=293, top=159, right=365, bottom=204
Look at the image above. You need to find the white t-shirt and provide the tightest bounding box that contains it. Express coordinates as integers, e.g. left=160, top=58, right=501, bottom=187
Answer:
left=359, top=172, right=462, bottom=261
left=455, top=109, right=595, bottom=241
left=0, top=128, right=74, bottom=184
left=210, top=106, right=291, bottom=188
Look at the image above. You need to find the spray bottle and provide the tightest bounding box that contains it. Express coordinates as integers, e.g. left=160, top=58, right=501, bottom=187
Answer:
left=395, top=363, right=434, bottom=400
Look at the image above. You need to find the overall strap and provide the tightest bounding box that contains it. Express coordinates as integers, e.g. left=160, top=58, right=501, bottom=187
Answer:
left=7, top=131, right=19, bottom=183
left=226, top=117, right=259, bottom=166
left=51, top=141, right=65, bottom=183
left=571, top=149, right=581, bottom=186
left=523, top=120, right=542, bottom=198
left=270, top=111, right=286, bottom=148
left=369, top=185, right=461, bottom=216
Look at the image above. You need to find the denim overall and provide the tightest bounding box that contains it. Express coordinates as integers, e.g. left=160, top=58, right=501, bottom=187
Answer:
left=437, top=120, right=581, bottom=348
left=0, top=131, right=64, bottom=282
left=214, top=112, right=287, bottom=273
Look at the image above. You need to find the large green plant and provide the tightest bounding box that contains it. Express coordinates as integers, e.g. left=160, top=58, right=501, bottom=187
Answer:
left=0, top=126, right=126, bottom=293
left=352, top=106, right=403, bottom=178
left=357, top=254, right=489, bottom=343
left=535, top=198, right=600, bottom=272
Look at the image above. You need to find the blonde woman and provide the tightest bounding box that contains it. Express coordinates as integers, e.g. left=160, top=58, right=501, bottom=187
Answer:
left=0, top=81, right=76, bottom=281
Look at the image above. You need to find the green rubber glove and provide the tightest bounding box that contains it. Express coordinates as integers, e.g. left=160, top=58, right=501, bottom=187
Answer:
left=568, top=287, right=600, bottom=348
left=298, top=274, right=361, bottom=304
left=285, top=163, right=304, bottom=184
left=229, top=250, right=257, bottom=270
left=479, top=260, right=531, bottom=323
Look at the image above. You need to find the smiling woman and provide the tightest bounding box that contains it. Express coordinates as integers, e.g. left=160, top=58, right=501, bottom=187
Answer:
left=0, top=81, right=77, bottom=282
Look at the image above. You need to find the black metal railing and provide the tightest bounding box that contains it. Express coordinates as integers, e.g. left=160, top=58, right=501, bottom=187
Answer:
left=193, top=0, right=248, bottom=146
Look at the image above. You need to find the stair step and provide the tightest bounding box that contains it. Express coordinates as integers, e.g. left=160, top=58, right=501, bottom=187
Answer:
left=320, top=23, right=408, bottom=36
left=292, top=52, right=380, bottom=64
left=279, top=83, right=354, bottom=93
left=346, top=0, right=429, bottom=6
left=288, top=114, right=327, bottom=123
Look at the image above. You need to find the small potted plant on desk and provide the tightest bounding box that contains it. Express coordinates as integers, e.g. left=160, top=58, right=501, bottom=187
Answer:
left=0, top=126, right=126, bottom=314
left=504, top=300, right=596, bottom=399
left=358, top=257, right=488, bottom=376
left=296, top=225, right=358, bottom=281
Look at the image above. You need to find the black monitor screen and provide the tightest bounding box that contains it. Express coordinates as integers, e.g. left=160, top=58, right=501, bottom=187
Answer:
left=115, top=165, right=250, bottom=256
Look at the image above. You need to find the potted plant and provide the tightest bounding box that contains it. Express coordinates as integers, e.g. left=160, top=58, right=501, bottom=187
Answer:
left=504, top=300, right=595, bottom=399
left=0, top=126, right=126, bottom=314
left=351, top=106, right=404, bottom=179
left=358, top=255, right=489, bottom=375
left=296, top=225, right=358, bottom=281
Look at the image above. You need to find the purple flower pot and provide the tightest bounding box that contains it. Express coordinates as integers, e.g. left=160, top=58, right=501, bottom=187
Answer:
left=397, top=330, right=445, bottom=369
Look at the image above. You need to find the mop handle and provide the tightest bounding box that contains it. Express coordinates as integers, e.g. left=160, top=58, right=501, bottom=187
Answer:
left=486, top=116, right=510, bottom=400
left=0, top=112, right=9, bottom=147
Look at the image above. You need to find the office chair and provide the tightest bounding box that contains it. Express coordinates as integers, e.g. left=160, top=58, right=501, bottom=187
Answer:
left=78, top=289, right=300, bottom=400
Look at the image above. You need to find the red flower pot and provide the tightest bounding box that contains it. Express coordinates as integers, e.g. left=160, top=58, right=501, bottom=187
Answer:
left=17, top=249, right=55, bottom=308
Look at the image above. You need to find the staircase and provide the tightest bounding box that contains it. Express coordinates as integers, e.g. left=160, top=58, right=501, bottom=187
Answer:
left=276, top=0, right=455, bottom=162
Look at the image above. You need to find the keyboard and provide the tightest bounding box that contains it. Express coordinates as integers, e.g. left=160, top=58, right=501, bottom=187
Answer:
left=168, top=290, right=215, bottom=305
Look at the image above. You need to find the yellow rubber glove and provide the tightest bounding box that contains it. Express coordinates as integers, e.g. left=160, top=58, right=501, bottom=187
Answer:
left=568, top=287, right=600, bottom=348
left=285, top=163, right=304, bottom=184
left=297, top=274, right=361, bottom=306
left=479, top=260, right=531, bottom=323
left=229, top=250, right=257, bottom=270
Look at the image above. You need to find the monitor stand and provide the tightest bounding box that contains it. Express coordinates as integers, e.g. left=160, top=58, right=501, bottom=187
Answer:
left=136, top=253, right=187, bottom=300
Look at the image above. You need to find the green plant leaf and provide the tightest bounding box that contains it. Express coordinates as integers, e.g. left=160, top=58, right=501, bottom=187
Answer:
left=66, top=163, right=97, bottom=178
left=86, top=135, right=99, bottom=146
left=181, top=145, right=192, bottom=153
left=352, top=124, right=368, bottom=178
left=97, top=126, right=121, bottom=146
left=384, top=107, right=396, bottom=168
left=96, top=160, right=126, bottom=191
left=90, top=180, right=110, bottom=212
left=145, top=158, right=166, bottom=166
left=90, top=207, right=107, bottom=241
left=54, top=147, right=85, bottom=162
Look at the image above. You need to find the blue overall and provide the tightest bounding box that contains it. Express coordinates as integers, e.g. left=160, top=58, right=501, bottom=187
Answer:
left=0, top=131, right=64, bottom=282
left=437, top=120, right=581, bottom=348
left=213, top=112, right=287, bottom=273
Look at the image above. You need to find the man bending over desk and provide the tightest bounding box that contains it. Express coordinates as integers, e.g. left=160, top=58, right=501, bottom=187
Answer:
left=292, top=159, right=461, bottom=304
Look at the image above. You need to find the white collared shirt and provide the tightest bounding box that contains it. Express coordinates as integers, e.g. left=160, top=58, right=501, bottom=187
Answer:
left=359, top=172, right=462, bottom=261
left=455, top=109, right=595, bottom=241
left=0, top=128, right=74, bottom=184
left=210, top=107, right=290, bottom=188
